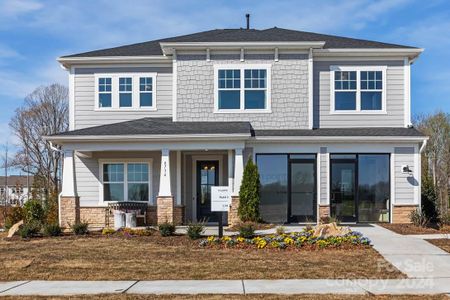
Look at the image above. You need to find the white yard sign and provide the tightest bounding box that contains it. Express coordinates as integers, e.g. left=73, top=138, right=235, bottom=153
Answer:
left=211, top=186, right=231, bottom=212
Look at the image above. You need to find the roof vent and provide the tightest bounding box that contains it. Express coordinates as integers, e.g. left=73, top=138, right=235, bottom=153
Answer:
left=246, top=14, right=250, bottom=30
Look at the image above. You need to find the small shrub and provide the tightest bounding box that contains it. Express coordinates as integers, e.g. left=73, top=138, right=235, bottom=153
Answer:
left=237, top=223, right=255, bottom=238
left=19, top=221, right=42, bottom=238
left=410, top=208, right=429, bottom=227
left=238, top=158, right=261, bottom=222
left=5, top=206, right=24, bottom=229
left=102, top=227, right=116, bottom=235
left=275, top=226, right=286, bottom=235
left=187, top=222, right=205, bottom=240
left=71, top=221, right=89, bottom=235
left=43, top=223, right=62, bottom=237
left=158, top=222, right=175, bottom=237
left=23, top=199, right=45, bottom=223
left=320, top=216, right=340, bottom=225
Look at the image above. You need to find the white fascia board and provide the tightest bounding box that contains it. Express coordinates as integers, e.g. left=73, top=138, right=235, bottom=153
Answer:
left=45, top=133, right=251, bottom=143
left=314, top=48, right=424, bottom=59
left=160, top=41, right=326, bottom=55
left=251, top=136, right=427, bottom=142
left=57, top=55, right=171, bottom=68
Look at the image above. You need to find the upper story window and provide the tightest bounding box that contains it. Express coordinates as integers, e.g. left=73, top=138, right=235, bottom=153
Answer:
left=330, top=66, right=386, bottom=114
left=214, top=64, right=271, bottom=113
left=98, top=78, right=112, bottom=108
left=95, top=73, right=157, bottom=111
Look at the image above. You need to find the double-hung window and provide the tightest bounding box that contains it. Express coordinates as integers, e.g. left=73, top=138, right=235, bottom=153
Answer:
left=215, top=65, right=271, bottom=112
left=101, top=161, right=151, bottom=203
left=331, top=66, right=386, bottom=113
left=119, top=77, right=132, bottom=108
left=95, top=73, right=156, bottom=110
left=98, top=78, right=112, bottom=108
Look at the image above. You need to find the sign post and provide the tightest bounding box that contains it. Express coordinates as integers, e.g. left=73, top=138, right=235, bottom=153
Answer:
left=211, top=186, right=231, bottom=238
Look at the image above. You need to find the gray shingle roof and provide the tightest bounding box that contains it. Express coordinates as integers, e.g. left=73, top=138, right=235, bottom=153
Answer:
left=254, top=127, right=425, bottom=137
left=62, top=27, right=417, bottom=58
left=53, top=118, right=252, bottom=136
left=52, top=117, right=425, bottom=138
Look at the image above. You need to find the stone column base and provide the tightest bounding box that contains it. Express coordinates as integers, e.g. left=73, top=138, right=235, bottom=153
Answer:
left=228, top=195, right=240, bottom=226
left=59, top=196, right=80, bottom=229
left=319, top=205, right=330, bottom=222
left=157, top=196, right=174, bottom=224
left=174, top=205, right=185, bottom=225
left=392, top=205, right=418, bottom=223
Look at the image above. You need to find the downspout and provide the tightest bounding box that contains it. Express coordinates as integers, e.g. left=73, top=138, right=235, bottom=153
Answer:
left=419, top=138, right=428, bottom=153
left=48, top=141, right=64, bottom=227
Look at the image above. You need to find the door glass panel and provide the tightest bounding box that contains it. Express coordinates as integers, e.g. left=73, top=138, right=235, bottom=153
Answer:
left=257, top=155, right=288, bottom=223
left=197, top=161, right=219, bottom=221
left=358, top=155, right=390, bottom=222
left=331, top=162, right=356, bottom=221
left=290, top=161, right=315, bottom=220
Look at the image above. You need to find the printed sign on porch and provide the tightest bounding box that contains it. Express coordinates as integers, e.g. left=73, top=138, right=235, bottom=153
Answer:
left=211, top=186, right=231, bottom=212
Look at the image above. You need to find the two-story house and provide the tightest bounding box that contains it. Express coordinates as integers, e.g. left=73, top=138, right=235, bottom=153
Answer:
left=47, top=27, right=427, bottom=228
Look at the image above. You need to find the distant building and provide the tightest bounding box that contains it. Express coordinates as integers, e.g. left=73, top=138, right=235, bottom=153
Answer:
left=0, top=175, right=34, bottom=205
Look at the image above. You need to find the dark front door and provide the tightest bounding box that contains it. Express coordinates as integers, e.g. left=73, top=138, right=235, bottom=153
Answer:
left=289, top=158, right=316, bottom=222
left=196, top=160, right=219, bottom=222
left=330, top=156, right=357, bottom=222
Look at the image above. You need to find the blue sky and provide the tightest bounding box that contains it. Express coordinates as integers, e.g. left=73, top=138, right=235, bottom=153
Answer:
left=0, top=0, right=449, bottom=148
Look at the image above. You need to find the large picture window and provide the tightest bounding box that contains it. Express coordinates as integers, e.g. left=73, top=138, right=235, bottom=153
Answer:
left=101, top=161, right=151, bottom=202
left=331, top=66, right=386, bottom=113
left=215, top=65, right=271, bottom=112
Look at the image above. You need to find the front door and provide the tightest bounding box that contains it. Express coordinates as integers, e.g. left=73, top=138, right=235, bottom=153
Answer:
left=288, top=157, right=316, bottom=222
left=196, top=160, right=219, bottom=222
left=330, top=157, right=357, bottom=222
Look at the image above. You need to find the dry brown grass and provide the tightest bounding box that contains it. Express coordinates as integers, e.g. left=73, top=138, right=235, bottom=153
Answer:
left=427, top=239, right=450, bottom=253
left=0, top=234, right=405, bottom=280
left=380, top=223, right=450, bottom=235
left=0, top=294, right=448, bottom=300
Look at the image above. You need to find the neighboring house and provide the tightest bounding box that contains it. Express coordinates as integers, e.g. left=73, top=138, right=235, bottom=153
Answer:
left=47, top=26, right=427, bottom=229
left=0, top=176, right=33, bottom=205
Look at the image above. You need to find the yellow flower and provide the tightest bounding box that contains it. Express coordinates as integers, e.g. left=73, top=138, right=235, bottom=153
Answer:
left=284, top=237, right=294, bottom=245
left=237, top=237, right=245, bottom=243
left=257, top=240, right=267, bottom=249
left=207, top=236, right=215, bottom=242
left=221, top=236, right=231, bottom=242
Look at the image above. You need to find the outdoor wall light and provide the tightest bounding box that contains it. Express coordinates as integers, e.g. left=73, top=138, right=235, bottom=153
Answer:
left=401, top=165, right=413, bottom=174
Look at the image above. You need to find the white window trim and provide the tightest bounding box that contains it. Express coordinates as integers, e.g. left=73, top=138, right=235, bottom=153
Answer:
left=94, top=73, right=157, bottom=111
left=98, top=159, right=153, bottom=206
left=330, top=66, right=387, bottom=114
left=213, top=64, right=272, bottom=113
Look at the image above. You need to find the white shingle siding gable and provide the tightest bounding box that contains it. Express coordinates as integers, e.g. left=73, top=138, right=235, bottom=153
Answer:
left=175, top=53, right=310, bottom=129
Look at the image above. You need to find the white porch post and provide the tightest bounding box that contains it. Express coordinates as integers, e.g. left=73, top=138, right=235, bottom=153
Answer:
left=158, top=149, right=172, bottom=197
left=233, top=148, right=244, bottom=196
left=228, top=149, right=234, bottom=192
left=61, top=150, right=76, bottom=197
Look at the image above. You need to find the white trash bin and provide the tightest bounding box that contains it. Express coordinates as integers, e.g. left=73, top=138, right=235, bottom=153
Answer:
left=113, top=210, right=125, bottom=230
left=125, top=212, right=137, bottom=228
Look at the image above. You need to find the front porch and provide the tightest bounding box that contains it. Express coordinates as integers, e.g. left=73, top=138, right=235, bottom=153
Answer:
left=58, top=143, right=248, bottom=229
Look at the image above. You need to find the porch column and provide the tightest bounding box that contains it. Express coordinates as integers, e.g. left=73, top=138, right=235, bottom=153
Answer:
left=229, top=148, right=243, bottom=226
left=228, top=150, right=234, bottom=191
left=157, top=149, right=175, bottom=224
left=59, top=150, right=79, bottom=228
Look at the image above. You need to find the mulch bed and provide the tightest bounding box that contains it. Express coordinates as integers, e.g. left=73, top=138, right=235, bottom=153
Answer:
left=380, top=223, right=450, bottom=235
left=427, top=239, right=450, bottom=253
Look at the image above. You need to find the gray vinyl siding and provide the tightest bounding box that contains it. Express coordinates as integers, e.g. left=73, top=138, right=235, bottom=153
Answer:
left=319, top=148, right=328, bottom=205
left=73, top=66, right=172, bottom=130
left=75, top=151, right=162, bottom=207
left=313, top=60, right=405, bottom=128
left=394, top=147, right=416, bottom=204
left=176, top=53, right=309, bottom=129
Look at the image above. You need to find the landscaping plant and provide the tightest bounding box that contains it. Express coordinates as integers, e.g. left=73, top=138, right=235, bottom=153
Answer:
left=187, top=222, right=205, bottom=240
left=238, top=158, right=261, bottom=222
left=18, top=220, right=42, bottom=238
left=23, top=199, right=44, bottom=224
left=275, top=226, right=286, bottom=235
left=71, top=221, right=89, bottom=235
left=409, top=208, right=429, bottom=228
left=4, top=206, right=24, bottom=229
left=237, top=222, right=255, bottom=238
left=158, top=222, right=175, bottom=237
left=43, top=223, right=62, bottom=237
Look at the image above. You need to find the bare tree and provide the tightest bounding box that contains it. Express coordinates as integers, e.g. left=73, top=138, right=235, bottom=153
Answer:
left=415, top=111, right=450, bottom=219
left=9, top=84, right=69, bottom=197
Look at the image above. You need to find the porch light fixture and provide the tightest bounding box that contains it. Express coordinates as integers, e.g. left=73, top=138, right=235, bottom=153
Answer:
left=401, top=165, right=413, bottom=174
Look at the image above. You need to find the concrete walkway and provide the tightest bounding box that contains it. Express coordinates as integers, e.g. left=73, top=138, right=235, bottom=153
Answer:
left=1, top=279, right=450, bottom=296
left=351, top=224, right=450, bottom=278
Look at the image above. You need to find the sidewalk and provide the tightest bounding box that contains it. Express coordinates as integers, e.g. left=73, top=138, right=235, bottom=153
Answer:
left=1, top=279, right=450, bottom=296
left=352, top=224, right=450, bottom=278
